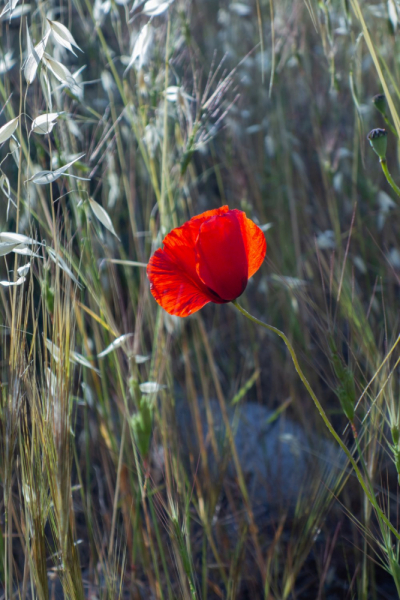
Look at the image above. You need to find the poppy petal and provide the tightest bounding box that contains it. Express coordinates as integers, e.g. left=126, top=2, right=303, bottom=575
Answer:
left=196, top=212, right=249, bottom=301
left=147, top=206, right=230, bottom=317
left=190, top=205, right=230, bottom=225
left=233, top=209, right=267, bottom=278
left=147, top=248, right=214, bottom=317
left=160, top=206, right=230, bottom=283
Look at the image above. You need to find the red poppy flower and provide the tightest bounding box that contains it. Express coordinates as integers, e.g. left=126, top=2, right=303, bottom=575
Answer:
left=147, top=206, right=267, bottom=317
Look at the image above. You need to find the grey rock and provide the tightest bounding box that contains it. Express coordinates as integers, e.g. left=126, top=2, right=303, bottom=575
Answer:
left=174, top=398, right=345, bottom=518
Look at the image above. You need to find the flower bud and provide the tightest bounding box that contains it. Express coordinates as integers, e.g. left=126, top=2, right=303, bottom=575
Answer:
left=373, top=94, right=386, bottom=115
left=367, top=128, right=388, bottom=159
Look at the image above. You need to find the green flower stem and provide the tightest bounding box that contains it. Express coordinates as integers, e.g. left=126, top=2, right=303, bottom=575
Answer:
left=380, top=158, right=400, bottom=198
left=383, top=117, right=398, bottom=138
left=232, top=300, right=400, bottom=541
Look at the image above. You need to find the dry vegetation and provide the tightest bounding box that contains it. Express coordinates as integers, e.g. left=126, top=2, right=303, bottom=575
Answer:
left=2, top=0, right=400, bottom=598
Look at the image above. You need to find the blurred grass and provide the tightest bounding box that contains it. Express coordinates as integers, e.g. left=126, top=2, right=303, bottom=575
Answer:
left=2, top=0, right=400, bottom=597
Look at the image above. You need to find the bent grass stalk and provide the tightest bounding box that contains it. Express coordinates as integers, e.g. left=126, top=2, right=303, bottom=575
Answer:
left=231, top=300, right=400, bottom=543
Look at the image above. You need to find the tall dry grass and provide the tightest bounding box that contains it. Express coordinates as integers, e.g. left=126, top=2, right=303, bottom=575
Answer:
left=1, top=0, right=400, bottom=598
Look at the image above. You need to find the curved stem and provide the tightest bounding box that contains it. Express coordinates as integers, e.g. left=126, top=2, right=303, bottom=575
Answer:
left=380, top=158, right=400, bottom=198
left=383, top=115, right=399, bottom=138
left=232, top=300, right=400, bottom=541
